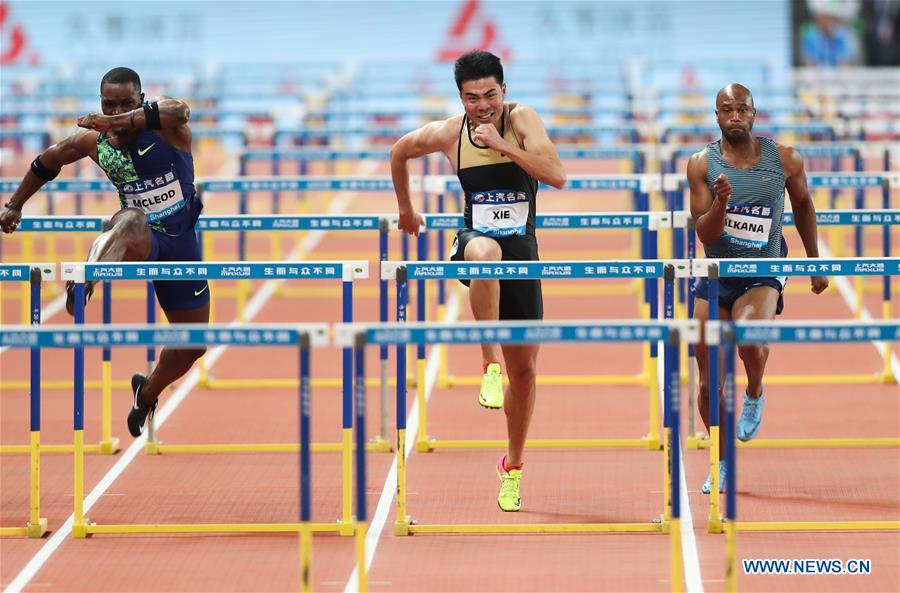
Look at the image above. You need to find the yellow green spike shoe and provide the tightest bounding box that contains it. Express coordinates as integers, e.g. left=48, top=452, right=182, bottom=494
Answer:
left=479, top=362, right=504, bottom=409
left=496, top=456, right=522, bottom=512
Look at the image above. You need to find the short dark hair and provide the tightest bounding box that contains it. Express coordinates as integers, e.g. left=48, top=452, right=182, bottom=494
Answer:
left=100, top=67, right=141, bottom=92
left=454, top=50, right=503, bottom=90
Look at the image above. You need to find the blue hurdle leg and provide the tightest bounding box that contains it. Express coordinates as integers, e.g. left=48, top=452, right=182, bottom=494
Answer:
left=723, top=324, right=738, bottom=592
left=72, top=280, right=88, bottom=538
left=27, top=268, right=47, bottom=537
left=708, top=265, right=722, bottom=532
left=395, top=268, right=411, bottom=534
left=298, top=334, right=312, bottom=593
left=378, top=219, right=390, bottom=446
left=354, top=337, right=368, bottom=591
left=340, top=277, right=354, bottom=535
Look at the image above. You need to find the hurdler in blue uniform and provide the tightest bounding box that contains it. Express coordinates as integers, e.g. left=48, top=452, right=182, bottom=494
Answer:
left=687, top=83, right=829, bottom=493
left=1, top=67, right=209, bottom=439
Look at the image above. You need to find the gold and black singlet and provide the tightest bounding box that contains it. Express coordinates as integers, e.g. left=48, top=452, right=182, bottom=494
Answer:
left=457, top=104, right=539, bottom=238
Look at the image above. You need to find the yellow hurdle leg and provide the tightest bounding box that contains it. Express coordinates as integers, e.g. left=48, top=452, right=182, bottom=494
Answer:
left=72, top=429, right=88, bottom=538
left=99, top=360, right=120, bottom=454
left=28, top=431, right=48, bottom=537
left=198, top=279, right=215, bottom=388
left=237, top=279, right=250, bottom=322
left=663, top=426, right=672, bottom=523
left=20, top=282, right=29, bottom=324
left=395, top=428, right=410, bottom=535
left=437, top=304, right=449, bottom=388
left=340, top=428, right=354, bottom=536
left=356, top=520, right=368, bottom=593
left=299, top=524, right=312, bottom=593
left=725, top=520, right=737, bottom=592
left=669, top=517, right=684, bottom=592
left=854, top=276, right=864, bottom=319
left=415, top=358, right=431, bottom=452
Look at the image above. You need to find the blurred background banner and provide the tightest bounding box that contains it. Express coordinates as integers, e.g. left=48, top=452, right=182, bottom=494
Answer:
left=4, top=0, right=793, bottom=74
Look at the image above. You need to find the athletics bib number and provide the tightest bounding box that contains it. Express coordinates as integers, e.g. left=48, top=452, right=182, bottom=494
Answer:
left=471, top=190, right=529, bottom=237
left=723, top=205, right=773, bottom=249
left=122, top=173, right=185, bottom=222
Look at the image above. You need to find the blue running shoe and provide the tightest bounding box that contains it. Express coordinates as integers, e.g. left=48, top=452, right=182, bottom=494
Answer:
left=737, top=391, right=765, bottom=442
left=701, top=460, right=728, bottom=494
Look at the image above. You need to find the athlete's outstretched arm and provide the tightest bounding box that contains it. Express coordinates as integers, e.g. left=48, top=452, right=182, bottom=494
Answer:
left=782, top=146, right=828, bottom=294
left=0, top=131, right=96, bottom=233
left=390, top=118, right=458, bottom=235
left=688, top=150, right=731, bottom=246
left=77, top=96, right=192, bottom=152
left=477, top=106, right=565, bottom=189
left=76, top=96, right=190, bottom=133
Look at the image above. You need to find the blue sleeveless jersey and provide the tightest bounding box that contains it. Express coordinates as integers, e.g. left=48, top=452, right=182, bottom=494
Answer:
left=704, top=137, right=787, bottom=259
left=96, top=124, right=200, bottom=235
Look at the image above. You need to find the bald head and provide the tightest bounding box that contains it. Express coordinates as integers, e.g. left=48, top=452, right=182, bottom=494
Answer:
left=716, top=83, right=754, bottom=109
left=715, top=83, right=756, bottom=143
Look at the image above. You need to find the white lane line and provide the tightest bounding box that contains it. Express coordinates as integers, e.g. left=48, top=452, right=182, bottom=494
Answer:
left=3, top=184, right=364, bottom=593
left=343, top=291, right=461, bottom=593
left=658, top=342, right=704, bottom=593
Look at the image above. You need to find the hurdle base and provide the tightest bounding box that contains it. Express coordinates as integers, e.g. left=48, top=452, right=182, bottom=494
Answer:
left=686, top=433, right=708, bottom=449
left=72, top=517, right=92, bottom=539
left=707, top=515, right=724, bottom=534
left=394, top=516, right=413, bottom=536
left=369, top=436, right=393, bottom=453
left=143, top=440, right=393, bottom=454
left=197, top=376, right=401, bottom=389
left=339, top=520, right=356, bottom=537
left=652, top=513, right=671, bottom=534
left=27, top=518, right=49, bottom=538
left=735, top=520, right=900, bottom=532
left=443, top=373, right=646, bottom=387
left=82, top=522, right=347, bottom=535
left=99, top=437, right=121, bottom=455
left=0, top=518, right=48, bottom=538
left=416, top=437, right=436, bottom=453
left=406, top=522, right=664, bottom=534
left=689, top=435, right=900, bottom=448
left=1, top=443, right=106, bottom=455
left=421, top=437, right=660, bottom=450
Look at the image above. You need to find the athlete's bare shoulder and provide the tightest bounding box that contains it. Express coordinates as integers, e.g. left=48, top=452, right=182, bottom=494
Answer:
left=686, top=147, right=709, bottom=181
left=64, top=129, right=101, bottom=161
left=775, top=142, right=803, bottom=177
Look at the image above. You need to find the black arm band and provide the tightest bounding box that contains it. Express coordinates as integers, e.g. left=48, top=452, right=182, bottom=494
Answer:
left=31, top=156, right=60, bottom=181
left=143, top=101, right=162, bottom=130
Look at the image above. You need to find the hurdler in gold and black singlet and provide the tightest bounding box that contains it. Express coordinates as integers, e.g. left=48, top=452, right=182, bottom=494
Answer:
left=449, top=103, right=543, bottom=320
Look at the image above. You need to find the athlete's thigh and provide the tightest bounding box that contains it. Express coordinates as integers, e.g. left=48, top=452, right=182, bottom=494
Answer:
left=731, top=285, right=779, bottom=321
left=162, top=300, right=209, bottom=324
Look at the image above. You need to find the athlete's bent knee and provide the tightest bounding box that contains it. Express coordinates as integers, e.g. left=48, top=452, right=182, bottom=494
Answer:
left=465, top=239, right=502, bottom=262
left=112, top=208, right=151, bottom=255
left=738, top=343, right=767, bottom=365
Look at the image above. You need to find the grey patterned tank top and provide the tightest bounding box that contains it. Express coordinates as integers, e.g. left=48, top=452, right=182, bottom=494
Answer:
left=704, top=137, right=787, bottom=259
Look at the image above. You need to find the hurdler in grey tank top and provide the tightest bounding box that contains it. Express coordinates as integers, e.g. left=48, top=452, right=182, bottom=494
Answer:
left=704, top=137, right=787, bottom=259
